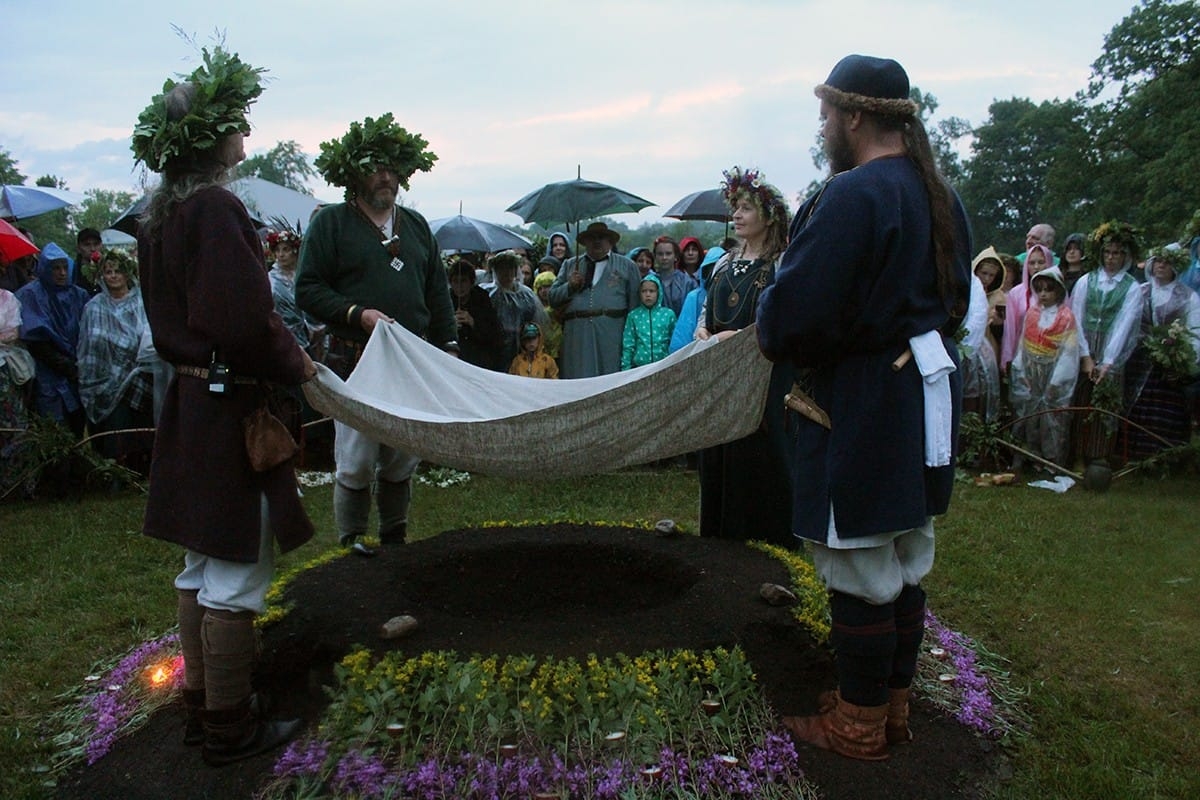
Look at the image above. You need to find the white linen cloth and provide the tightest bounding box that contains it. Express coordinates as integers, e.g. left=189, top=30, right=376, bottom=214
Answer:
left=908, top=330, right=956, bottom=467
left=303, top=320, right=774, bottom=477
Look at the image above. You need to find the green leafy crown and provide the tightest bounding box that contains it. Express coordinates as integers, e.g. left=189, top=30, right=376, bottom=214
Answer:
left=315, top=113, right=437, bottom=199
left=131, top=47, right=266, bottom=173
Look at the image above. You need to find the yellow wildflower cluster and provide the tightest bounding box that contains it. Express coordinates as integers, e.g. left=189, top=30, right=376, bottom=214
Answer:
left=750, top=542, right=831, bottom=642
left=258, top=547, right=353, bottom=628
left=322, top=646, right=756, bottom=758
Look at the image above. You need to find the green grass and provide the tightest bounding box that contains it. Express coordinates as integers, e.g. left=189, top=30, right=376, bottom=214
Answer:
left=1, top=469, right=1197, bottom=798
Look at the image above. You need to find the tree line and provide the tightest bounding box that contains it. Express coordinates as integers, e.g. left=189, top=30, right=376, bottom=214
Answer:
left=3, top=1, right=1195, bottom=259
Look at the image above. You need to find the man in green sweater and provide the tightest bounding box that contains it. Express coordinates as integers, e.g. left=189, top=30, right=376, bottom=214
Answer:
left=297, top=113, right=457, bottom=554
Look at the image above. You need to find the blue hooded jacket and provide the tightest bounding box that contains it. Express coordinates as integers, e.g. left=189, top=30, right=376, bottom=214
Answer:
left=15, top=242, right=89, bottom=416
left=669, top=246, right=725, bottom=353
left=1180, top=236, right=1200, bottom=294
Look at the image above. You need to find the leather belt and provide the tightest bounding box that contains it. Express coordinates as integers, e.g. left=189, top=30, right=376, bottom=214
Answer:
left=174, top=364, right=258, bottom=385
left=562, top=308, right=628, bottom=322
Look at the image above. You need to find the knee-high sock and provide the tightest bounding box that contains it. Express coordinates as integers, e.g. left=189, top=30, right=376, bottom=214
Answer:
left=177, top=589, right=205, bottom=691
left=201, top=608, right=257, bottom=710
left=376, top=478, right=411, bottom=544
left=334, top=481, right=371, bottom=544
left=890, top=583, right=927, bottom=689
left=830, top=590, right=896, bottom=707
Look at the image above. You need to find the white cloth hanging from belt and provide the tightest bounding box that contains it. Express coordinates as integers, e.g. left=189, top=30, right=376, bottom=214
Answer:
left=908, top=330, right=956, bottom=467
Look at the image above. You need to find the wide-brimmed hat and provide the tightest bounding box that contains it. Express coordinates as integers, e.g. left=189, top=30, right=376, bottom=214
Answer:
left=576, top=222, right=620, bottom=246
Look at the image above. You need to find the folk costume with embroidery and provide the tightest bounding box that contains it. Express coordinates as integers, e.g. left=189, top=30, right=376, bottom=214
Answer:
left=1009, top=267, right=1079, bottom=465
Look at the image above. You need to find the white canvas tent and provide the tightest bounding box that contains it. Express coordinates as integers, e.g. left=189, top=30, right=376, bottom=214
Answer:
left=229, top=177, right=335, bottom=231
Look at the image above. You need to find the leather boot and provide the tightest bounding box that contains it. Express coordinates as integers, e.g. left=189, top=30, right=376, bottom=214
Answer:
left=201, top=609, right=257, bottom=709
left=202, top=696, right=300, bottom=766
left=376, top=478, right=410, bottom=545
left=334, top=481, right=371, bottom=547
left=182, top=688, right=206, bottom=746
left=886, top=687, right=913, bottom=745
left=782, top=690, right=889, bottom=761
left=177, top=589, right=206, bottom=744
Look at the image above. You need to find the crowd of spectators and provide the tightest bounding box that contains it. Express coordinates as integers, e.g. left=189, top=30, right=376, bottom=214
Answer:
left=960, top=221, right=1200, bottom=473
left=4, top=210, right=1198, bottom=501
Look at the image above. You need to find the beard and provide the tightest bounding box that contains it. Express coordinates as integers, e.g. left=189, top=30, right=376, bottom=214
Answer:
left=823, top=118, right=855, bottom=174
left=359, top=176, right=399, bottom=211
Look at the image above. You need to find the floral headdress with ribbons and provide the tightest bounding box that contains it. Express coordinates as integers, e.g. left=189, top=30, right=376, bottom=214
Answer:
left=721, top=166, right=788, bottom=224
left=266, top=230, right=301, bottom=250
left=84, top=248, right=138, bottom=287
left=1088, top=220, right=1141, bottom=264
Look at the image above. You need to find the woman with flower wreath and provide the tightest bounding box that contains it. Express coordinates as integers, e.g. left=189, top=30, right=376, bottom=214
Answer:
left=75, top=249, right=154, bottom=475
left=1069, top=221, right=1143, bottom=466
left=267, top=229, right=323, bottom=359
left=1122, top=246, right=1200, bottom=459
left=133, top=46, right=316, bottom=766
left=694, top=167, right=793, bottom=546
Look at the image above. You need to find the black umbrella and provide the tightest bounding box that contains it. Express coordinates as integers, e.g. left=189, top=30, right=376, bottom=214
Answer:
left=108, top=195, right=150, bottom=236
left=663, top=188, right=729, bottom=222
left=110, top=193, right=266, bottom=236
left=505, top=167, right=654, bottom=231
left=429, top=212, right=532, bottom=253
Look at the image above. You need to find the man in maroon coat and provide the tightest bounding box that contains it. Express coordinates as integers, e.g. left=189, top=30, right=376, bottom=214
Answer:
left=132, top=47, right=315, bottom=766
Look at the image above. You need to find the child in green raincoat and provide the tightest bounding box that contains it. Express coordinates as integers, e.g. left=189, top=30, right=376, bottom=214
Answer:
left=621, top=272, right=675, bottom=370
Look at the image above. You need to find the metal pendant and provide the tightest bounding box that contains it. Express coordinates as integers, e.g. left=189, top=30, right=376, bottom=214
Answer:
left=390, top=257, right=405, bottom=272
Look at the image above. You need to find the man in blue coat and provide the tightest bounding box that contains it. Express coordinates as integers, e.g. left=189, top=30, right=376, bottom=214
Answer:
left=757, top=54, right=972, bottom=760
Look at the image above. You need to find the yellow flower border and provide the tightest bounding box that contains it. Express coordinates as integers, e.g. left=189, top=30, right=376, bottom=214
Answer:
left=749, top=542, right=831, bottom=643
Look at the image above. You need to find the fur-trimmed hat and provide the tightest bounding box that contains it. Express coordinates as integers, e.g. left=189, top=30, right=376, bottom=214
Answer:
left=814, top=54, right=918, bottom=118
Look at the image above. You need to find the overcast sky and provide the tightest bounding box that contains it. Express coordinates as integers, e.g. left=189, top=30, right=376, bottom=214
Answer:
left=1, top=0, right=1137, bottom=230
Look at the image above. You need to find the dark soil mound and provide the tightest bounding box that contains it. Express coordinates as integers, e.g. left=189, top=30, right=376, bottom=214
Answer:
left=55, top=524, right=1003, bottom=799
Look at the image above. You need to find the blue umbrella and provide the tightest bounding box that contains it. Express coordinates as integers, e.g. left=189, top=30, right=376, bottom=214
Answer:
left=0, top=185, right=86, bottom=220
left=429, top=213, right=532, bottom=253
